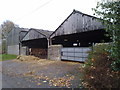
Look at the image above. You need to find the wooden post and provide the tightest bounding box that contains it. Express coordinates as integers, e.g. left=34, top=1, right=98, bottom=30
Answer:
left=49, top=38, right=52, bottom=45
left=47, top=38, right=50, bottom=47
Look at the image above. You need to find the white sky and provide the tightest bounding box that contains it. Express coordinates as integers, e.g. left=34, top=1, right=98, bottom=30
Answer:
left=0, top=0, right=101, bottom=31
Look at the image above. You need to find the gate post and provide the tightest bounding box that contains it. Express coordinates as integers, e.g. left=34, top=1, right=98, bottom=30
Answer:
left=48, top=45, right=63, bottom=61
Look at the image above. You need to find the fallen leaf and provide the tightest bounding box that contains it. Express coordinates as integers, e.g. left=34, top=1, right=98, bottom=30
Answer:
left=43, top=80, right=47, bottom=83
left=37, top=83, right=41, bottom=85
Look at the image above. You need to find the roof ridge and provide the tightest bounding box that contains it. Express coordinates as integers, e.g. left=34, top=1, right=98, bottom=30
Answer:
left=73, top=9, right=99, bottom=19
left=30, top=28, right=52, bottom=32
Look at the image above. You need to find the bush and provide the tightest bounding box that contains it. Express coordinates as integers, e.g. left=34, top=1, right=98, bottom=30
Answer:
left=82, top=44, right=120, bottom=88
left=93, top=1, right=120, bottom=71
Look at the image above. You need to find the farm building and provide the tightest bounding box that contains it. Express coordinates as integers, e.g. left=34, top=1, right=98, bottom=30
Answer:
left=49, top=9, right=110, bottom=62
left=21, top=28, right=53, bottom=59
left=6, top=9, right=110, bottom=62
left=7, top=27, right=29, bottom=55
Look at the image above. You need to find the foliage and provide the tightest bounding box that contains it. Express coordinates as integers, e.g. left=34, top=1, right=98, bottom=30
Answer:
left=1, top=20, right=17, bottom=39
left=0, top=45, right=1, bottom=54
left=82, top=44, right=120, bottom=88
left=93, top=1, right=120, bottom=71
left=0, top=54, right=17, bottom=61
left=0, top=27, right=2, bottom=39
left=0, top=41, right=2, bottom=54
left=0, top=20, right=18, bottom=54
left=1, top=39, right=7, bottom=54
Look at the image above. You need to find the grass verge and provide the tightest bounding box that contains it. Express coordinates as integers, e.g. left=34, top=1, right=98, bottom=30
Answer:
left=0, top=54, right=17, bottom=61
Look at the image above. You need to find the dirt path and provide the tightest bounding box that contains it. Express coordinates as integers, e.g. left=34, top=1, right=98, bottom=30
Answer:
left=2, top=59, right=83, bottom=88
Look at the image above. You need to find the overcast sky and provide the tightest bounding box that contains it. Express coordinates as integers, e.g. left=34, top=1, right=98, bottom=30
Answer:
left=0, top=0, right=101, bottom=31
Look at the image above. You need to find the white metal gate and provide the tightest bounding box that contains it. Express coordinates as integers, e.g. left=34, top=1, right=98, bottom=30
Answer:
left=61, top=47, right=91, bottom=62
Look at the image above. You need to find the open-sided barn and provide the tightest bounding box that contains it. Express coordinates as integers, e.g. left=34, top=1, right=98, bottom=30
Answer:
left=49, top=9, right=110, bottom=62
left=50, top=9, right=110, bottom=46
left=21, top=28, right=53, bottom=58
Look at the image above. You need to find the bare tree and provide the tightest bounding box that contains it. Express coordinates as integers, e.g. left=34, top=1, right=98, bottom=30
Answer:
left=1, top=20, right=17, bottom=39
left=0, top=20, right=18, bottom=54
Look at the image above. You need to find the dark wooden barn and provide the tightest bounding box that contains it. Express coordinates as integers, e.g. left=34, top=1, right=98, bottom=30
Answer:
left=21, top=28, right=53, bottom=58
left=50, top=9, right=110, bottom=47
left=49, top=10, right=110, bottom=62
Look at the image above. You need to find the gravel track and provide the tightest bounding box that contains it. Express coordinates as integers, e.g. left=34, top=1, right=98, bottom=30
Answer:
left=2, top=59, right=83, bottom=88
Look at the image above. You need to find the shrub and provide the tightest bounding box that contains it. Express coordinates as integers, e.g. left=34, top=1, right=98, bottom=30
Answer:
left=93, top=1, right=120, bottom=71
left=82, top=44, right=120, bottom=88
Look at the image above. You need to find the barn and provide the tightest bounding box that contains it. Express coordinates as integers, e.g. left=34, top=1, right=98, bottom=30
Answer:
left=21, top=28, right=53, bottom=59
left=7, top=27, right=29, bottom=55
left=49, top=10, right=110, bottom=62
left=6, top=9, right=110, bottom=62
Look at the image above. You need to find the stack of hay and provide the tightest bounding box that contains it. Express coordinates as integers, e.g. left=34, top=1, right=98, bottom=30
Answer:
left=16, top=55, right=40, bottom=61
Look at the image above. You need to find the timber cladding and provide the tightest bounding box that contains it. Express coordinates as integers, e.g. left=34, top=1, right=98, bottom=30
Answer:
left=29, top=48, right=47, bottom=59
left=50, top=9, right=104, bottom=38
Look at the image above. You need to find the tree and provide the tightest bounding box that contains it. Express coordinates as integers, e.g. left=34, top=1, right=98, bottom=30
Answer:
left=1, top=20, right=17, bottom=39
left=0, top=20, right=18, bottom=54
left=93, top=1, right=120, bottom=71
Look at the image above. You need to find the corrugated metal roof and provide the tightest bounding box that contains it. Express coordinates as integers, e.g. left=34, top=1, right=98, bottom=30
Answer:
left=21, top=28, right=53, bottom=41
left=30, top=28, right=53, bottom=38
left=7, top=27, right=29, bottom=45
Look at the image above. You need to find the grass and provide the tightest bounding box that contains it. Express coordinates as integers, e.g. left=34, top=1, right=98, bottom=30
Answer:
left=0, top=54, right=17, bottom=61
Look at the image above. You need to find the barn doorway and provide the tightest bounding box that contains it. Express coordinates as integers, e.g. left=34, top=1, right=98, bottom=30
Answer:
left=51, top=29, right=110, bottom=61
left=22, top=38, right=48, bottom=59
left=51, top=29, right=110, bottom=47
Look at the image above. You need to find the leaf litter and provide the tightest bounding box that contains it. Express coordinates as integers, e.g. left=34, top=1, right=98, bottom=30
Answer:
left=20, top=71, right=75, bottom=88
left=10, top=55, right=79, bottom=87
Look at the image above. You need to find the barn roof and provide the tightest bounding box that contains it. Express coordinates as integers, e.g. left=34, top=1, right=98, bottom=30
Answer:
left=50, top=9, right=105, bottom=38
left=7, top=27, right=29, bottom=45
left=31, top=28, right=53, bottom=38
left=22, top=28, right=53, bottom=41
